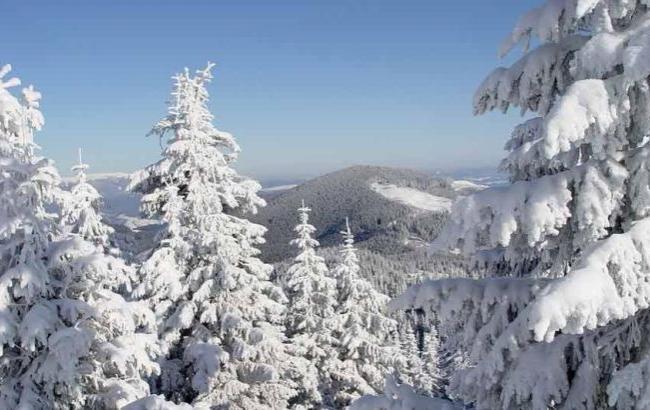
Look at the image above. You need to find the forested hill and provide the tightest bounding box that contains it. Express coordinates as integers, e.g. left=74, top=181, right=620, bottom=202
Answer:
left=252, top=165, right=459, bottom=262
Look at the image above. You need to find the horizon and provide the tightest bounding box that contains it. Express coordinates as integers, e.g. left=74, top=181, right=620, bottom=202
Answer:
left=62, top=163, right=506, bottom=188
left=6, top=0, right=536, bottom=180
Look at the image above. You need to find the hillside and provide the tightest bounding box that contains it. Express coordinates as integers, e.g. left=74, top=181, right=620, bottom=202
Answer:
left=251, top=165, right=458, bottom=262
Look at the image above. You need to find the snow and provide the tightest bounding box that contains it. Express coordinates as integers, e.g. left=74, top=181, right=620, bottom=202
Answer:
left=451, top=180, right=487, bottom=192
left=526, top=217, right=650, bottom=342
left=122, top=395, right=193, bottom=410
left=370, top=182, right=452, bottom=212
left=542, top=79, right=615, bottom=159
left=261, top=184, right=297, bottom=192
left=349, top=376, right=460, bottom=410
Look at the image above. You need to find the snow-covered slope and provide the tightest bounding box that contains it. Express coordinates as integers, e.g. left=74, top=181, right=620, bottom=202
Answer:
left=451, top=179, right=487, bottom=192
left=371, top=182, right=452, bottom=212
left=261, top=184, right=298, bottom=192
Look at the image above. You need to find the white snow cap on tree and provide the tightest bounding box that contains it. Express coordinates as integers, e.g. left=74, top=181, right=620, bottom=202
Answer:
left=396, top=1, right=650, bottom=409
left=129, top=63, right=298, bottom=408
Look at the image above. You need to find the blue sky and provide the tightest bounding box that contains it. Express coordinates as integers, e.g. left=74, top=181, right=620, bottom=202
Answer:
left=4, top=0, right=537, bottom=180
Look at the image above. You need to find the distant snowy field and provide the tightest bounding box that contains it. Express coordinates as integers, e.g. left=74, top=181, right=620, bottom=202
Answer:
left=451, top=179, right=487, bottom=191
left=260, top=184, right=298, bottom=192
left=370, top=182, right=452, bottom=212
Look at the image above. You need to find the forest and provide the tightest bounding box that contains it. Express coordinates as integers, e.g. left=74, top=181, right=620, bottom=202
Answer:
left=3, top=0, right=650, bottom=409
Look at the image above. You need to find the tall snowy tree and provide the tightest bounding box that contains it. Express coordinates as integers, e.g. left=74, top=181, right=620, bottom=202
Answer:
left=129, top=63, right=298, bottom=408
left=393, top=1, right=650, bottom=408
left=283, top=201, right=338, bottom=408
left=0, top=65, right=159, bottom=409
left=60, top=148, right=114, bottom=249
left=330, top=219, right=403, bottom=406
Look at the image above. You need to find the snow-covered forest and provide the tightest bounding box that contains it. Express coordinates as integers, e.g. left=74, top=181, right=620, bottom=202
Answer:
left=3, top=0, right=650, bottom=408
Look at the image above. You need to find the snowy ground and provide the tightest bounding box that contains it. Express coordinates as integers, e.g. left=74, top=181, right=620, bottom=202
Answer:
left=370, top=182, right=452, bottom=212
left=451, top=179, right=487, bottom=192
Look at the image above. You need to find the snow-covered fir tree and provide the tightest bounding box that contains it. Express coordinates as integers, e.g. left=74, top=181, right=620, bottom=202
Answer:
left=397, top=321, right=421, bottom=385
left=129, top=63, right=298, bottom=408
left=330, top=218, right=403, bottom=406
left=0, top=65, right=159, bottom=409
left=45, top=234, right=161, bottom=408
left=0, top=63, right=63, bottom=408
left=60, top=148, right=114, bottom=249
left=397, top=318, right=440, bottom=398
left=283, top=201, right=338, bottom=408
left=393, top=1, right=650, bottom=408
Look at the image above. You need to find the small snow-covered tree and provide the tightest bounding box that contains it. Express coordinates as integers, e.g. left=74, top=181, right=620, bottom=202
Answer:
left=283, top=201, right=338, bottom=408
left=332, top=218, right=361, bottom=289
left=129, top=63, right=297, bottom=408
left=330, top=219, right=403, bottom=406
left=394, top=1, right=650, bottom=409
left=60, top=148, right=114, bottom=249
left=397, top=321, right=420, bottom=385
left=285, top=201, right=337, bottom=338
left=397, top=318, right=440, bottom=398
left=0, top=65, right=159, bottom=409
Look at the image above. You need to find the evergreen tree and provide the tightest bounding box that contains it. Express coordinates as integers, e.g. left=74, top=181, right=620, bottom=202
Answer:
left=330, top=219, right=403, bottom=406
left=394, top=1, right=650, bottom=408
left=0, top=65, right=159, bottom=409
left=420, top=326, right=442, bottom=397
left=396, top=316, right=440, bottom=398
left=283, top=201, right=338, bottom=408
left=397, top=321, right=421, bottom=386
left=129, top=63, right=297, bottom=408
left=60, top=148, right=114, bottom=249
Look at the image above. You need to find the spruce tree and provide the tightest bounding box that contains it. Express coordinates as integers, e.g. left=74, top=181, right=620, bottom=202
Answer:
left=330, top=219, right=403, bottom=406
left=283, top=201, right=338, bottom=408
left=394, top=1, right=650, bottom=408
left=129, top=63, right=297, bottom=408
left=60, top=148, right=114, bottom=249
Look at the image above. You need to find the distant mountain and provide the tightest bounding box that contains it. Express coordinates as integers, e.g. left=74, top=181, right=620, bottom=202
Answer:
left=251, top=165, right=459, bottom=262
left=77, top=166, right=486, bottom=262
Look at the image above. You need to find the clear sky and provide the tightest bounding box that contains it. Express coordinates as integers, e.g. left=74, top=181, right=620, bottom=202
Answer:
left=3, top=0, right=538, bottom=180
